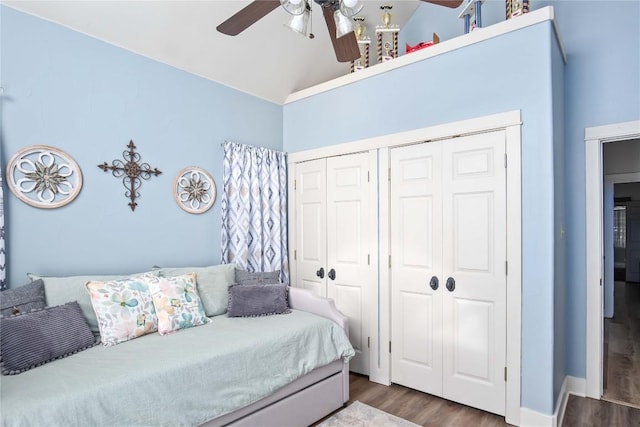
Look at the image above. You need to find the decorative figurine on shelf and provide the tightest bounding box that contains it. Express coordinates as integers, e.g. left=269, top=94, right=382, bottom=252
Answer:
left=350, top=16, right=371, bottom=73
left=376, top=5, right=400, bottom=64
left=405, top=33, right=440, bottom=54
left=458, top=0, right=485, bottom=34
left=506, top=0, right=530, bottom=19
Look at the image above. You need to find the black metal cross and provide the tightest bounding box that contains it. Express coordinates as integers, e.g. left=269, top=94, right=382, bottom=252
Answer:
left=98, top=140, right=162, bottom=211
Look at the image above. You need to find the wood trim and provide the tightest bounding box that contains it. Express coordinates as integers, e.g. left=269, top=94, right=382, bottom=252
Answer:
left=370, top=147, right=391, bottom=386
left=287, top=111, right=521, bottom=164
left=505, top=122, right=523, bottom=426
left=288, top=163, right=297, bottom=286
left=585, top=119, right=640, bottom=399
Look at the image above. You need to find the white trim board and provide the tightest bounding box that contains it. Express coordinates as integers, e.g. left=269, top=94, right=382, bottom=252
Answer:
left=585, top=119, right=640, bottom=399
left=287, top=111, right=521, bottom=164
left=520, top=376, right=585, bottom=427
left=285, top=7, right=564, bottom=104
left=288, top=110, right=522, bottom=426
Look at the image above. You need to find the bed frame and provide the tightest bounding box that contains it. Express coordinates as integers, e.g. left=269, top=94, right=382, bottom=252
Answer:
left=201, top=287, right=350, bottom=427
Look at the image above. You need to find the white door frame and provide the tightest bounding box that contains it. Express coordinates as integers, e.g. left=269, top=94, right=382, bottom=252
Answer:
left=585, top=119, right=640, bottom=399
left=288, top=110, right=522, bottom=425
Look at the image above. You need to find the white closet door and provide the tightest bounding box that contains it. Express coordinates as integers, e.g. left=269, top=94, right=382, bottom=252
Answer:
left=441, top=131, right=506, bottom=415
left=326, top=153, right=371, bottom=375
left=295, top=159, right=327, bottom=297
left=390, top=143, right=443, bottom=395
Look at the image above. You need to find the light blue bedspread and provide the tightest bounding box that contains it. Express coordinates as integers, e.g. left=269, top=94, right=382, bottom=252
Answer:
left=0, top=310, right=354, bottom=427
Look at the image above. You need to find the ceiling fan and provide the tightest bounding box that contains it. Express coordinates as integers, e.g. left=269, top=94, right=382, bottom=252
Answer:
left=217, top=0, right=463, bottom=63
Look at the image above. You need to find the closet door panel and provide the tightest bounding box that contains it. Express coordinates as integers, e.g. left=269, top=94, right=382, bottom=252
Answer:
left=327, top=153, right=371, bottom=375
left=295, top=159, right=327, bottom=297
left=390, top=143, right=443, bottom=395
left=441, top=131, right=507, bottom=416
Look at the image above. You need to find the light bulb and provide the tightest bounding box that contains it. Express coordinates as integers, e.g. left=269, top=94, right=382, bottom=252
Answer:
left=290, top=0, right=302, bottom=4
left=343, top=0, right=357, bottom=7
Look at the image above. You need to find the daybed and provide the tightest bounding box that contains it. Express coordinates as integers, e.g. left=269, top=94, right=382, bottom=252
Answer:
left=0, top=268, right=354, bottom=427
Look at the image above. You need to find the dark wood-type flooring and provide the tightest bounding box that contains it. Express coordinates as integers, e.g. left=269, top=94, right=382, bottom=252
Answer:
left=603, top=281, right=640, bottom=407
left=317, top=374, right=640, bottom=426
left=316, top=281, right=640, bottom=426
left=562, top=395, right=640, bottom=426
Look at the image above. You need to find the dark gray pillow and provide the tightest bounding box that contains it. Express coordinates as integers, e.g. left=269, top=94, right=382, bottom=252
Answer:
left=227, top=283, right=291, bottom=318
left=234, top=269, right=281, bottom=286
left=0, top=301, right=97, bottom=375
left=0, top=279, right=46, bottom=317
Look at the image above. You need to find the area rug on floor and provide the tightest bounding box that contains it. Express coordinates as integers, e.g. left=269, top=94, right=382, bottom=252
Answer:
left=318, top=401, right=420, bottom=427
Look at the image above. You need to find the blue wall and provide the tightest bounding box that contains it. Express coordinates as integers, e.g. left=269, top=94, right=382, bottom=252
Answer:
left=284, top=0, right=640, bottom=414
left=399, top=0, right=640, bottom=385
left=284, top=22, right=558, bottom=414
left=548, top=0, right=640, bottom=380
left=0, top=6, right=282, bottom=286
left=552, top=25, right=566, bottom=409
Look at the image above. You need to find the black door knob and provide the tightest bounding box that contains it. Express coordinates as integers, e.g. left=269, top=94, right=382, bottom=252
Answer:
left=446, top=277, right=456, bottom=292
left=429, top=276, right=439, bottom=290
left=328, top=268, right=336, bottom=280
left=316, top=267, right=325, bottom=279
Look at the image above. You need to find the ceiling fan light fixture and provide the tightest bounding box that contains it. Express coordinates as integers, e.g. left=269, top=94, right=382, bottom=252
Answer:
left=339, top=0, right=363, bottom=17
left=285, top=6, right=311, bottom=36
left=281, top=0, right=306, bottom=15
left=333, top=9, right=354, bottom=38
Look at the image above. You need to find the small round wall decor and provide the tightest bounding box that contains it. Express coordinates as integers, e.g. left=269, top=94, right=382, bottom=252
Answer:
left=173, top=166, right=216, bottom=214
left=6, top=145, right=83, bottom=209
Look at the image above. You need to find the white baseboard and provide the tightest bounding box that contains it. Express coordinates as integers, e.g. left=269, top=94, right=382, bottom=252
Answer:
left=556, top=376, right=586, bottom=427
left=520, top=375, right=586, bottom=427
left=520, top=407, right=553, bottom=427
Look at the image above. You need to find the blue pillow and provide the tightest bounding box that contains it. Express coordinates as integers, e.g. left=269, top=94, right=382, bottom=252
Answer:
left=227, top=283, right=291, bottom=318
left=0, top=279, right=46, bottom=317
left=0, top=301, right=97, bottom=375
left=234, top=269, right=281, bottom=286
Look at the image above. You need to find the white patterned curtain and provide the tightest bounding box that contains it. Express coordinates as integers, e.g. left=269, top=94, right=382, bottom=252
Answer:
left=0, top=161, right=6, bottom=290
left=221, top=141, right=289, bottom=282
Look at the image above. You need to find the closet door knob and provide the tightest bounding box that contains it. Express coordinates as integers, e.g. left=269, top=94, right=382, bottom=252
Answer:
left=446, top=277, right=456, bottom=292
left=328, top=269, right=336, bottom=280
left=316, top=267, right=325, bottom=279
left=429, top=276, right=439, bottom=290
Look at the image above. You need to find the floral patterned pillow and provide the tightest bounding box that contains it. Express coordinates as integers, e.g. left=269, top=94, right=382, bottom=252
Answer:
left=141, top=273, right=209, bottom=335
left=86, top=274, right=158, bottom=347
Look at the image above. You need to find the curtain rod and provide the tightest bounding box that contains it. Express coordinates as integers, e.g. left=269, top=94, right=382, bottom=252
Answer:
left=220, top=140, right=286, bottom=154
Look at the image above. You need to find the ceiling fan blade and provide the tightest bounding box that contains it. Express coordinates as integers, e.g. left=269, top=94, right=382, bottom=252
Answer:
left=420, top=0, right=464, bottom=8
left=217, top=0, right=281, bottom=36
left=323, top=7, right=361, bottom=63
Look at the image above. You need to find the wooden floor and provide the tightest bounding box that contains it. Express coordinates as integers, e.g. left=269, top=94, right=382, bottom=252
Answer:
left=603, top=281, right=640, bottom=407
left=562, top=394, right=640, bottom=427
left=339, top=374, right=640, bottom=427
left=345, top=373, right=507, bottom=427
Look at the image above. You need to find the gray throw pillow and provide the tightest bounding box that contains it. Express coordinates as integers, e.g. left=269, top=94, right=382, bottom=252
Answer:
left=0, top=280, right=46, bottom=317
left=227, top=283, right=291, bottom=318
left=0, top=301, right=97, bottom=375
left=234, top=269, right=281, bottom=286
left=155, top=264, right=236, bottom=317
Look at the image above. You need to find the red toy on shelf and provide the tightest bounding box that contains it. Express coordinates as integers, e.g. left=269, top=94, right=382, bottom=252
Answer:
left=405, top=33, right=440, bottom=54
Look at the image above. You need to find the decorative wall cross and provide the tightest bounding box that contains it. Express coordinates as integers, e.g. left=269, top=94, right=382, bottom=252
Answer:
left=98, top=140, right=162, bottom=211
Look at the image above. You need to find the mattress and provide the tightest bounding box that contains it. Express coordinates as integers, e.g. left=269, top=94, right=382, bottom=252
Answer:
left=0, top=310, right=354, bottom=427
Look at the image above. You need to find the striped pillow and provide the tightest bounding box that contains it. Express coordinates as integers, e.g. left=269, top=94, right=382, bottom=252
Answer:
left=0, top=301, right=97, bottom=375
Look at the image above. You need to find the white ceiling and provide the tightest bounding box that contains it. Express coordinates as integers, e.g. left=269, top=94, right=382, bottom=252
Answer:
left=4, top=0, right=422, bottom=104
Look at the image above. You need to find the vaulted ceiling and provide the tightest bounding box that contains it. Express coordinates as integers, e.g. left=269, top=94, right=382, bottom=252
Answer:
left=4, top=1, right=424, bottom=104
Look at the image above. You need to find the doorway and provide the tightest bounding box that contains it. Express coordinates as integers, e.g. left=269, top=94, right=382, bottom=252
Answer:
left=585, top=120, right=640, bottom=402
left=601, top=143, right=640, bottom=407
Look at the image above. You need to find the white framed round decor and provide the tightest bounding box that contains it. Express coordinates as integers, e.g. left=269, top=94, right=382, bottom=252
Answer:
left=173, top=166, right=216, bottom=214
left=5, top=145, right=83, bottom=209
